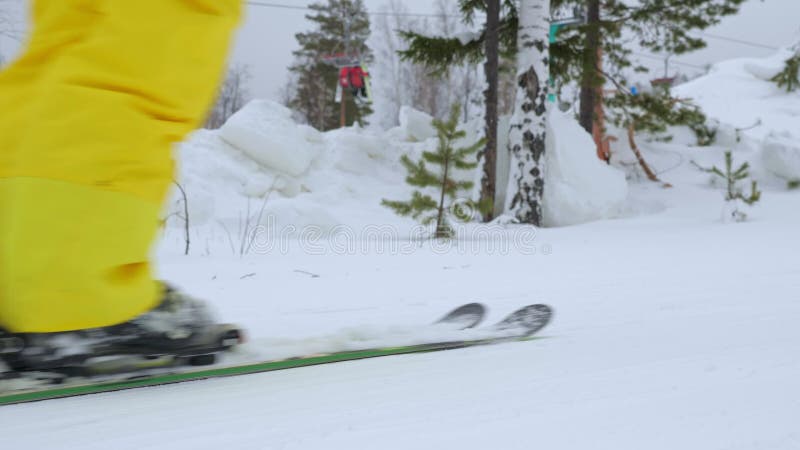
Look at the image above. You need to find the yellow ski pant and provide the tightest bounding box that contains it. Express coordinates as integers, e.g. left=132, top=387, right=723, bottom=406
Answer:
left=0, top=0, right=241, bottom=332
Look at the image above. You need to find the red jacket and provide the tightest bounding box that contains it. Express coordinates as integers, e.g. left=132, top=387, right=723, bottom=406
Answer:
left=339, top=67, right=351, bottom=88
left=348, top=66, right=366, bottom=89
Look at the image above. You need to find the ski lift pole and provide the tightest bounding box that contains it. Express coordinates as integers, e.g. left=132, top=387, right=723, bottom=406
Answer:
left=322, top=53, right=360, bottom=128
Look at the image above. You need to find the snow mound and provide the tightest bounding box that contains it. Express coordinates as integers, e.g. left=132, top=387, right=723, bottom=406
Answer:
left=543, top=111, right=628, bottom=227
left=169, top=101, right=629, bottom=249
left=762, top=132, right=800, bottom=181
left=667, top=46, right=800, bottom=190
left=219, top=100, right=320, bottom=176
left=673, top=48, right=799, bottom=143
left=398, top=106, right=437, bottom=142
left=174, top=129, right=287, bottom=228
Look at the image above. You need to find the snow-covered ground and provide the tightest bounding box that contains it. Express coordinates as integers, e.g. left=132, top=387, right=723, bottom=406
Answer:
left=2, top=50, right=799, bottom=449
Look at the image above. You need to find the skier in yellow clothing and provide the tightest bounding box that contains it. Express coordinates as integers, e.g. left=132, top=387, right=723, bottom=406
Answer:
left=0, top=0, right=241, bottom=372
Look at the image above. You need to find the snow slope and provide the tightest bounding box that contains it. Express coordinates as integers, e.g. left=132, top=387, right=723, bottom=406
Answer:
left=671, top=47, right=800, bottom=183
left=2, top=190, right=799, bottom=449
left=2, top=51, right=799, bottom=449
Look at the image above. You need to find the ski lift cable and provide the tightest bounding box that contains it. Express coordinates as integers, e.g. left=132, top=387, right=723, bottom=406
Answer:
left=631, top=52, right=707, bottom=70
left=697, top=32, right=780, bottom=51
left=247, top=2, right=782, bottom=52
left=246, top=1, right=461, bottom=18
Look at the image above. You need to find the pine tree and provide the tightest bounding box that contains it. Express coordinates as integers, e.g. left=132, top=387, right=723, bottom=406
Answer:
left=692, top=151, right=761, bottom=222
left=606, top=88, right=713, bottom=184
left=481, top=0, right=501, bottom=222
left=401, top=0, right=746, bottom=148
left=555, top=0, right=746, bottom=138
left=288, top=0, right=373, bottom=131
left=382, top=105, right=486, bottom=238
left=400, top=1, right=518, bottom=223
left=772, top=44, right=800, bottom=93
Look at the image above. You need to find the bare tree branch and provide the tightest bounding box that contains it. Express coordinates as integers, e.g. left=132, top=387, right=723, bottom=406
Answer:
left=206, top=64, right=252, bottom=129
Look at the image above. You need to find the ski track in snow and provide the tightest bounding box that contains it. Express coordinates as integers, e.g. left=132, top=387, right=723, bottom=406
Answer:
left=2, top=192, right=799, bottom=449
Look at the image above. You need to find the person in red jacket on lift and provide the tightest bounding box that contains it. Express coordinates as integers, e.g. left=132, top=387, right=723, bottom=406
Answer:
left=339, top=66, right=368, bottom=99
left=349, top=65, right=368, bottom=98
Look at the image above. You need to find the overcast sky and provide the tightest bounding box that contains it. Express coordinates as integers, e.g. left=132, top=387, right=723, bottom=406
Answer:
left=233, top=0, right=799, bottom=99
left=2, top=0, right=799, bottom=100
left=231, top=0, right=438, bottom=99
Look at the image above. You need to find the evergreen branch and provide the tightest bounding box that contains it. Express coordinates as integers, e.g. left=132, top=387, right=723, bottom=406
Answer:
left=398, top=32, right=484, bottom=73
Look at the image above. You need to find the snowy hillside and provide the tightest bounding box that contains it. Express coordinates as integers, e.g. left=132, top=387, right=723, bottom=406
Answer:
left=163, top=45, right=798, bottom=251
left=163, top=99, right=627, bottom=255
left=3, top=50, right=799, bottom=450
left=659, top=47, right=799, bottom=188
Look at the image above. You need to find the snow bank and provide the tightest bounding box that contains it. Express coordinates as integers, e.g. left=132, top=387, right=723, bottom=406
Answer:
left=172, top=101, right=421, bottom=238
left=543, top=111, right=628, bottom=227
left=667, top=46, right=800, bottom=188
left=672, top=48, right=800, bottom=150
left=397, top=106, right=437, bottom=142
left=762, top=132, right=800, bottom=181
left=219, top=100, right=320, bottom=176
left=169, top=100, right=629, bottom=247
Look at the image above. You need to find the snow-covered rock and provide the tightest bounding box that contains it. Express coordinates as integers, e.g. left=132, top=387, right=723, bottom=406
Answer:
left=219, top=100, right=319, bottom=176
left=398, top=106, right=437, bottom=142
left=762, top=131, right=800, bottom=181
left=543, top=111, right=628, bottom=227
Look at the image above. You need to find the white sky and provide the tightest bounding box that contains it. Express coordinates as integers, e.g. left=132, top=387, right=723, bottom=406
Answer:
left=2, top=0, right=799, bottom=100
left=231, top=0, right=438, bottom=99
left=233, top=0, right=799, bottom=99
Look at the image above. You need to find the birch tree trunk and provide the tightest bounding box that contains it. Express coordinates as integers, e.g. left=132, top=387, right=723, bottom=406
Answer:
left=505, top=0, right=550, bottom=226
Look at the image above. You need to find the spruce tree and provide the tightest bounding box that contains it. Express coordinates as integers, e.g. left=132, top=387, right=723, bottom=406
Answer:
left=288, top=0, right=373, bottom=131
left=552, top=0, right=746, bottom=133
left=401, top=0, right=746, bottom=149
left=400, top=1, right=518, bottom=223
left=382, top=105, right=486, bottom=238
left=772, top=45, right=800, bottom=93
left=692, top=151, right=761, bottom=222
left=481, top=0, right=501, bottom=222
left=606, top=88, right=713, bottom=183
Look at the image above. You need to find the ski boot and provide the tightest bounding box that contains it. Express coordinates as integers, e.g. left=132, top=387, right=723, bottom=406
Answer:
left=0, top=285, right=243, bottom=379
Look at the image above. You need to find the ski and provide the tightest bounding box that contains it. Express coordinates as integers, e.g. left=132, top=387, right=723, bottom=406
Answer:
left=360, top=62, right=373, bottom=103
left=0, top=303, right=551, bottom=406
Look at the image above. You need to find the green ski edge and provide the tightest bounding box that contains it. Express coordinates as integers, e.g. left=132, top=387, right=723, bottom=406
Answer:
left=1, top=336, right=541, bottom=406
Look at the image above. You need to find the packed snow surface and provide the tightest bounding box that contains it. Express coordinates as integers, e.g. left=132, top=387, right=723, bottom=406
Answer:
left=2, top=51, right=798, bottom=450
left=3, top=189, right=798, bottom=449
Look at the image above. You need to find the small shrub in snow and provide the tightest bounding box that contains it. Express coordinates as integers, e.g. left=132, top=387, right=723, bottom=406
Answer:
left=692, top=151, right=761, bottom=222
left=382, top=105, right=486, bottom=238
left=771, top=52, right=799, bottom=93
